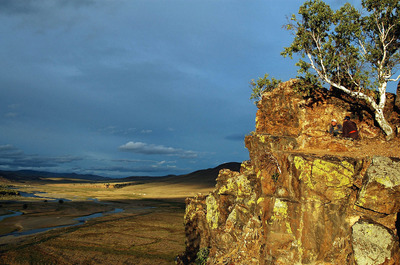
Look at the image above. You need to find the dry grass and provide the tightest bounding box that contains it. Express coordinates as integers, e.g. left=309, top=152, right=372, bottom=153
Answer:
left=0, top=207, right=185, bottom=265
left=0, top=176, right=216, bottom=264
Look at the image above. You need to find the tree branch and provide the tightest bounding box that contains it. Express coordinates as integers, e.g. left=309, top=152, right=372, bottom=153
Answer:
left=359, top=39, right=367, bottom=55
left=306, top=51, right=378, bottom=110
left=388, top=74, right=400, bottom=82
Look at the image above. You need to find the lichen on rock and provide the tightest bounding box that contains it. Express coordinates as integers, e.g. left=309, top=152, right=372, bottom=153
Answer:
left=177, top=80, right=400, bottom=265
left=352, top=221, right=395, bottom=265
left=206, top=195, right=219, bottom=230
left=366, top=156, right=400, bottom=188
left=356, top=156, right=400, bottom=215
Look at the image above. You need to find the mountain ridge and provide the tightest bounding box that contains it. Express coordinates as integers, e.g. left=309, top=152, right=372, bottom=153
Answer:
left=0, top=162, right=241, bottom=184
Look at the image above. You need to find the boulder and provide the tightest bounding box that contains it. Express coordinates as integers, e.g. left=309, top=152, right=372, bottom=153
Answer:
left=356, top=156, right=400, bottom=215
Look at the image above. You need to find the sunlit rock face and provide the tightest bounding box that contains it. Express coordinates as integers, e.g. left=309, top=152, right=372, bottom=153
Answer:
left=396, top=81, right=400, bottom=111
left=177, top=80, right=400, bottom=265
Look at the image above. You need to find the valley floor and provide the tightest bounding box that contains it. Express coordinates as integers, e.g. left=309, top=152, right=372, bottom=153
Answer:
left=0, top=177, right=215, bottom=264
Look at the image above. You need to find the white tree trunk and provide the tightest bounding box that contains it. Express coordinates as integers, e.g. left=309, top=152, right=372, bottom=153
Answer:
left=374, top=107, right=394, bottom=140
left=307, top=52, right=395, bottom=140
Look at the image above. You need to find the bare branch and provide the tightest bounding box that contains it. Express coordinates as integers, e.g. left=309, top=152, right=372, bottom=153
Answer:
left=310, top=32, right=329, bottom=78
left=358, top=40, right=367, bottom=55
left=388, top=74, right=400, bottom=82
left=347, top=68, right=360, bottom=87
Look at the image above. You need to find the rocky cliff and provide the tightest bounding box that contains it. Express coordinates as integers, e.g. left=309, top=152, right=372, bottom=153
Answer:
left=177, top=80, right=400, bottom=265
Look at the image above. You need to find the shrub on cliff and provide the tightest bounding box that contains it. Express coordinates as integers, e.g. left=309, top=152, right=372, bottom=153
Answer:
left=195, top=247, right=209, bottom=265
left=281, top=0, right=400, bottom=140
left=249, top=73, right=281, bottom=104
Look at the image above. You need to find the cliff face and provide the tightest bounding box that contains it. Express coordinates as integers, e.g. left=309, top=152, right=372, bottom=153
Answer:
left=178, top=80, right=400, bottom=265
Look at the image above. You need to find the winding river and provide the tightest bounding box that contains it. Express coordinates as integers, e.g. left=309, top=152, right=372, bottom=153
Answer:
left=0, top=191, right=124, bottom=238
left=0, top=211, right=23, bottom=222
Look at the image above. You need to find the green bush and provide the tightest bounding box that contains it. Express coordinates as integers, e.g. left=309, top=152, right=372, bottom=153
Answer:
left=271, top=172, right=280, bottom=183
left=0, top=185, right=20, bottom=196
left=249, top=73, right=281, bottom=104
left=195, top=247, right=209, bottom=265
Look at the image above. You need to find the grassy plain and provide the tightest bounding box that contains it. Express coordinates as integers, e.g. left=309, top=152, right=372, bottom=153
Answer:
left=0, top=174, right=218, bottom=265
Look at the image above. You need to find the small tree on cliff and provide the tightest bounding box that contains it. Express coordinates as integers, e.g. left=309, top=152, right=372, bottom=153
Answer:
left=250, top=73, right=281, bottom=104
left=282, top=0, right=400, bottom=140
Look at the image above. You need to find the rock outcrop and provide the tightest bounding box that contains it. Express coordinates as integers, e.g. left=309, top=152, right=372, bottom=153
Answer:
left=177, top=80, right=400, bottom=265
left=396, top=81, right=400, bottom=111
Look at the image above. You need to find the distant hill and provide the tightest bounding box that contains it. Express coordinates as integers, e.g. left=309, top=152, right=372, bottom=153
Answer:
left=0, top=170, right=109, bottom=182
left=0, top=162, right=241, bottom=185
left=119, top=162, right=241, bottom=188
left=113, top=162, right=242, bottom=194
left=160, top=162, right=241, bottom=187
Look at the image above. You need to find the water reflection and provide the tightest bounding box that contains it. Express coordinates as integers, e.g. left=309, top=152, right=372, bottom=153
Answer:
left=0, top=208, right=124, bottom=237
left=18, top=191, right=71, bottom=202
left=1, top=190, right=124, bottom=238
left=0, top=211, right=23, bottom=222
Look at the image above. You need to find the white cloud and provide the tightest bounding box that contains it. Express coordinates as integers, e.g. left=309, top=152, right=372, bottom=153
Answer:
left=4, top=112, right=18, bottom=118
left=141, top=129, right=152, bottom=134
left=119, top=141, right=198, bottom=158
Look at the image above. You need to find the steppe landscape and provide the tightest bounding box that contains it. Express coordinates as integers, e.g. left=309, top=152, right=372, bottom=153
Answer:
left=1, top=0, right=399, bottom=264
left=0, top=163, right=240, bottom=265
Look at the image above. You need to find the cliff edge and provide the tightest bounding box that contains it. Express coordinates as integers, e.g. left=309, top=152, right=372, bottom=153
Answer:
left=178, top=80, right=400, bottom=265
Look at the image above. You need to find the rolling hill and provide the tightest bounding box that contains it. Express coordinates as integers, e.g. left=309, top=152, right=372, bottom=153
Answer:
left=0, top=162, right=241, bottom=187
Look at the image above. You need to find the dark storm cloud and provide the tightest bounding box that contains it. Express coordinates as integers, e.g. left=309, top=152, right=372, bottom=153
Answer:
left=0, top=145, right=81, bottom=169
left=0, top=144, right=23, bottom=158
left=3, top=0, right=374, bottom=177
left=0, top=0, right=291, bottom=176
left=0, top=0, right=38, bottom=14
left=0, top=0, right=96, bottom=15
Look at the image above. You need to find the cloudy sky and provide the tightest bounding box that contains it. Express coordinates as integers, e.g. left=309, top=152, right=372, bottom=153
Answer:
left=0, top=0, right=396, bottom=178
